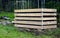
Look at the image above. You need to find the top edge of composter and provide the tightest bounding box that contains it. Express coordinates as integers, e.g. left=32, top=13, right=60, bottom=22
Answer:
left=14, top=8, right=57, bottom=12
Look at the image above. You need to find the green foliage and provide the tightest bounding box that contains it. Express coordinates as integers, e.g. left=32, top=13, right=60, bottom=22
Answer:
left=45, top=28, right=60, bottom=38
left=52, top=28, right=60, bottom=36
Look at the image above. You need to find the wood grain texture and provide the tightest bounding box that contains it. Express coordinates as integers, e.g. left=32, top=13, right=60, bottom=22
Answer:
left=15, top=24, right=57, bottom=29
left=15, top=13, right=56, bottom=16
left=13, top=21, right=56, bottom=25
left=15, top=17, right=56, bottom=20
left=14, top=9, right=57, bottom=12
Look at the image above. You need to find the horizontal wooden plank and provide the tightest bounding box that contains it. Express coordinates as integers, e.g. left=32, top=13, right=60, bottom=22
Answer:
left=13, top=21, right=42, bottom=25
left=15, top=24, right=57, bottom=29
left=14, top=8, right=57, bottom=12
left=14, top=9, right=57, bottom=12
left=13, top=21, right=57, bottom=25
left=15, top=17, right=56, bottom=20
left=15, top=13, right=56, bottom=16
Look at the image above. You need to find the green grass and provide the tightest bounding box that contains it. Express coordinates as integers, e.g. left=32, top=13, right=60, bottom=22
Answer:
left=0, top=24, right=53, bottom=38
left=0, top=11, right=14, bottom=21
left=0, top=11, right=59, bottom=38
left=0, top=24, right=35, bottom=38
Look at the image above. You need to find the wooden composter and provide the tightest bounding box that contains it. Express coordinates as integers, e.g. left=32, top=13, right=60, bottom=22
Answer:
left=13, top=8, right=57, bottom=29
left=13, top=0, right=57, bottom=29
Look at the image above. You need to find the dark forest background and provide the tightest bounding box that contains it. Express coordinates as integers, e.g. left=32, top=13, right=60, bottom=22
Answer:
left=0, top=0, right=60, bottom=12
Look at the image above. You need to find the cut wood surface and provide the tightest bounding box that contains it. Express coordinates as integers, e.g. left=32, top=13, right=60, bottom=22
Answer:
left=13, top=21, right=57, bottom=25
left=15, top=17, right=56, bottom=20
left=15, top=13, right=56, bottom=16
left=15, top=24, right=57, bottom=29
left=14, top=9, right=57, bottom=12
